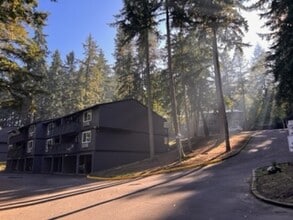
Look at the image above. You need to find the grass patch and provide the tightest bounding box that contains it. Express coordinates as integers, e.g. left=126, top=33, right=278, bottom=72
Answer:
left=255, top=162, right=293, bottom=204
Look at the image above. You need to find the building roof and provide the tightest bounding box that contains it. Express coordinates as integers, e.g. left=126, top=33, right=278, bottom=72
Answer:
left=20, top=99, right=166, bottom=127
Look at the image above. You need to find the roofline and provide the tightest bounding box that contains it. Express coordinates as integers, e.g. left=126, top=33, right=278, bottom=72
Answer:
left=23, top=98, right=166, bottom=126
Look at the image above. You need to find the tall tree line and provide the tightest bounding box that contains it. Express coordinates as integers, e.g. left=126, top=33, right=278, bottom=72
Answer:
left=36, top=34, right=113, bottom=121
left=1, top=0, right=290, bottom=147
left=113, top=0, right=249, bottom=156
left=252, top=0, right=293, bottom=117
left=0, top=31, right=114, bottom=125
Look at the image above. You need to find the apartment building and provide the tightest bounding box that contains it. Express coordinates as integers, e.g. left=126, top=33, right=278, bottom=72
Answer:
left=6, top=99, right=168, bottom=174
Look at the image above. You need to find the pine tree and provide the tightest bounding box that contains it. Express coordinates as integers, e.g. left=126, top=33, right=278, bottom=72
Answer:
left=0, top=0, right=47, bottom=108
left=63, top=51, right=79, bottom=114
left=190, top=0, right=247, bottom=151
left=44, top=50, right=65, bottom=119
left=113, top=0, right=162, bottom=159
left=114, top=27, right=144, bottom=101
left=165, top=0, right=185, bottom=158
left=253, top=0, right=293, bottom=115
left=79, top=34, right=107, bottom=108
left=31, top=25, right=49, bottom=121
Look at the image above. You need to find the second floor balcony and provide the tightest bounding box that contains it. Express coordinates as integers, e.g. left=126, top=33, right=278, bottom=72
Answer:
left=45, top=143, right=79, bottom=155
left=7, top=145, right=25, bottom=159
left=9, top=133, right=27, bottom=144
left=60, top=122, right=80, bottom=136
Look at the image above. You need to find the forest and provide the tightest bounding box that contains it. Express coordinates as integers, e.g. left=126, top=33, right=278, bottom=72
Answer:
left=0, top=0, right=292, bottom=151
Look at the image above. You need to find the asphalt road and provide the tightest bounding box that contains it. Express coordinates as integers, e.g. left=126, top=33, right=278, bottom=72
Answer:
left=1, top=129, right=293, bottom=220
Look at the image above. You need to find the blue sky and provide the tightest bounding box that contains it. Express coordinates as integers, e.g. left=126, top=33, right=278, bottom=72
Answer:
left=38, top=0, right=268, bottom=66
left=38, top=0, right=123, bottom=65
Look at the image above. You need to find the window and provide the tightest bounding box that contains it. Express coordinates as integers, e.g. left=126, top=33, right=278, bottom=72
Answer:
left=45, top=139, right=53, bottom=152
left=82, top=131, right=91, bottom=144
left=27, top=140, right=34, bottom=153
left=28, top=125, right=35, bottom=137
left=47, top=122, right=55, bottom=136
left=83, top=110, right=92, bottom=122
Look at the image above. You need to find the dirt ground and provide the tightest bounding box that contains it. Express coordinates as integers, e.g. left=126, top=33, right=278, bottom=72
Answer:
left=255, top=163, right=293, bottom=204
left=91, top=131, right=253, bottom=179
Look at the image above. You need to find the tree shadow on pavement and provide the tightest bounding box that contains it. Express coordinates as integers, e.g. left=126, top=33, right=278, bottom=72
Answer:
left=49, top=130, right=293, bottom=220
left=0, top=173, right=137, bottom=210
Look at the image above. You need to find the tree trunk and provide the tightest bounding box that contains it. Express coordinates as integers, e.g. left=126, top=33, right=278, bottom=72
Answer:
left=241, top=80, right=247, bottom=130
left=199, top=105, right=209, bottom=137
left=182, top=84, right=192, bottom=151
left=212, top=27, right=231, bottom=152
left=178, top=29, right=192, bottom=151
left=166, top=0, right=184, bottom=160
left=145, top=29, right=155, bottom=159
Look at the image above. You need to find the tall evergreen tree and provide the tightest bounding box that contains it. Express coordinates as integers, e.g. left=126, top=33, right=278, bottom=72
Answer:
left=181, top=0, right=248, bottom=151
left=165, top=0, right=185, bottom=158
left=114, top=28, right=139, bottom=100
left=253, top=0, right=293, bottom=115
left=0, top=0, right=47, bottom=108
left=114, top=0, right=162, bottom=159
left=44, top=50, right=64, bottom=119
left=63, top=51, right=78, bottom=114
left=80, top=34, right=107, bottom=108
left=29, top=25, right=49, bottom=122
left=247, top=45, right=276, bottom=129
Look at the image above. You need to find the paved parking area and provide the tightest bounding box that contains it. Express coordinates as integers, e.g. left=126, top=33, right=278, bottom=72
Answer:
left=1, top=130, right=293, bottom=220
left=0, top=173, right=96, bottom=203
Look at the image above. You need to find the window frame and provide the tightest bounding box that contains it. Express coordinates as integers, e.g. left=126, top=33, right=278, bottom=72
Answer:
left=45, top=138, right=53, bottom=152
left=47, top=122, right=55, bottom=136
left=83, top=110, right=92, bottom=123
left=28, top=125, right=35, bottom=137
left=27, top=140, right=34, bottom=153
left=81, top=130, right=92, bottom=144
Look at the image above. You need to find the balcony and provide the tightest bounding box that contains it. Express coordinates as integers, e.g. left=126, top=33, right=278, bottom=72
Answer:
left=46, top=127, right=60, bottom=137
left=9, top=133, right=27, bottom=144
left=7, top=145, right=25, bottom=158
left=60, top=122, right=80, bottom=136
left=45, top=143, right=79, bottom=155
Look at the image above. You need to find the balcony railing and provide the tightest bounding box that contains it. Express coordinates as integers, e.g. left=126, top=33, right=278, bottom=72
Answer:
left=7, top=146, right=25, bottom=158
left=60, top=122, right=80, bottom=136
left=8, top=133, right=27, bottom=144
left=45, top=143, right=79, bottom=154
left=46, top=122, right=80, bottom=137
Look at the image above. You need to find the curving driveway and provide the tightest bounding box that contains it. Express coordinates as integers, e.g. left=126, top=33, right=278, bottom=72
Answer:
left=0, top=129, right=293, bottom=220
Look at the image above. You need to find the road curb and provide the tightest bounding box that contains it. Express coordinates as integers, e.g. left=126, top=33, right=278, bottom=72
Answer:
left=251, top=167, right=293, bottom=208
left=88, top=134, right=253, bottom=181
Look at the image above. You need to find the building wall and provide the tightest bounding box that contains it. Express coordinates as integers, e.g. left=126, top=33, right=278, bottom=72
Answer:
left=93, top=129, right=167, bottom=153
left=6, top=99, right=169, bottom=174
left=0, top=143, right=7, bottom=162
left=92, top=151, right=149, bottom=172
left=99, top=100, right=166, bottom=135
left=0, top=127, right=16, bottom=162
